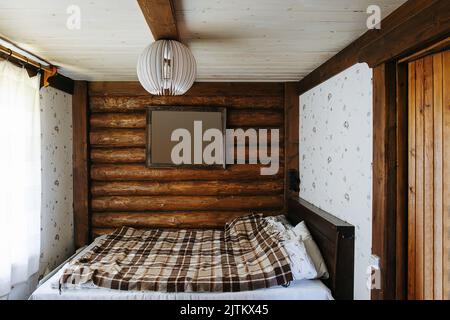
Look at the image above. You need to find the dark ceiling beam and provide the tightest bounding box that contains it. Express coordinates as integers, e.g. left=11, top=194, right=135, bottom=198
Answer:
left=46, top=73, right=75, bottom=95
left=137, top=0, right=179, bottom=41
left=298, top=0, right=450, bottom=95
left=360, top=0, right=450, bottom=66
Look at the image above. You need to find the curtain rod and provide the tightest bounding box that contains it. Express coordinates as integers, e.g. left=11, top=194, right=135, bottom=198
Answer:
left=0, top=43, right=54, bottom=73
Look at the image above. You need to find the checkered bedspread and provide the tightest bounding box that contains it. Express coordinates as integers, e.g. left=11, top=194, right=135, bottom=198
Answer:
left=60, top=214, right=293, bottom=292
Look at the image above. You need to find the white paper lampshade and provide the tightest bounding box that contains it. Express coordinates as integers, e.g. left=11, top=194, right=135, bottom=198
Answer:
left=137, top=40, right=197, bottom=96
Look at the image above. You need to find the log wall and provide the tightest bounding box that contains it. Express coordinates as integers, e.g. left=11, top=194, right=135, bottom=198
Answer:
left=87, top=82, right=286, bottom=236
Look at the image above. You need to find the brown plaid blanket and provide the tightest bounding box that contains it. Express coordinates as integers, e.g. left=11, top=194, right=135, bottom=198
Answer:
left=60, top=214, right=293, bottom=292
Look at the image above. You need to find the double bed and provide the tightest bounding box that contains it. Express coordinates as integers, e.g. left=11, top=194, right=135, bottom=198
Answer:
left=30, top=240, right=333, bottom=300
left=30, top=198, right=354, bottom=300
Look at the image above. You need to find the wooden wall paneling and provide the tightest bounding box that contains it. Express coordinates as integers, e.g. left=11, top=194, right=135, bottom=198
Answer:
left=73, top=81, right=90, bottom=248
left=423, top=56, right=435, bottom=299
left=396, top=62, right=409, bottom=300
left=407, top=61, right=417, bottom=299
left=432, top=52, right=443, bottom=300
left=443, top=51, right=450, bottom=300
left=87, top=82, right=285, bottom=230
left=414, top=58, right=425, bottom=300
left=408, top=50, right=449, bottom=300
left=372, top=62, right=398, bottom=300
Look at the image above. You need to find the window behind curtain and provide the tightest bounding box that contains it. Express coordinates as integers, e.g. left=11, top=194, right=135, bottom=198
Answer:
left=0, top=60, right=41, bottom=297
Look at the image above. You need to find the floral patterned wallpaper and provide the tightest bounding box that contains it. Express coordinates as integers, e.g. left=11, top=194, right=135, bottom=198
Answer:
left=299, top=63, right=373, bottom=300
left=38, top=87, right=74, bottom=281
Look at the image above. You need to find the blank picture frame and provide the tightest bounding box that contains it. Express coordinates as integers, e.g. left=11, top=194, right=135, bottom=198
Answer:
left=146, top=106, right=227, bottom=168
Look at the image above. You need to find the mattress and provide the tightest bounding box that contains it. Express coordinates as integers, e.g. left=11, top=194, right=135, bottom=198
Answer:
left=29, top=236, right=334, bottom=301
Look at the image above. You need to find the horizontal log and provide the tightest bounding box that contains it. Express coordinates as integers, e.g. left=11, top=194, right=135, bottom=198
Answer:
left=228, top=129, right=284, bottom=145
left=90, top=146, right=284, bottom=164
left=92, top=211, right=283, bottom=229
left=91, top=195, right=284, bottom=212
left=90, top=112, right=146, bottom=129
left=90, top=96, right=283, bottom=112
left=91, top=148, right=146, bottom=163
left=90, top=129, right=283, bottom=149
left=90, top=129, right=146, bottom=147
left=88, top=82, right=284, bottom=97
left=90, top=110, right=283, bottom=129
left=91, top=164, right=284, bottom=181
left=229, top=110, right=283, bottom=127
left=91, top=180, right=284, bottom=196
left=234, top=146, right=284, bottom=163
left=92, top=228, right=117, bottom=237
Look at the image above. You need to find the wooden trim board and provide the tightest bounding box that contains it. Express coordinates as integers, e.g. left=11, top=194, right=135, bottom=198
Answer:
left=73, top=81, right=90, bottom=248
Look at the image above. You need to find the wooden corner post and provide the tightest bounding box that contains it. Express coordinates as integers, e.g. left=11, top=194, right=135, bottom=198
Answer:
left=72, top=81, right=90, bottom=248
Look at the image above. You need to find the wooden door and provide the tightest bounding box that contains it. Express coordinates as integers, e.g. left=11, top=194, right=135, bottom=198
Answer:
left=408, top=50, right=450, bottom=300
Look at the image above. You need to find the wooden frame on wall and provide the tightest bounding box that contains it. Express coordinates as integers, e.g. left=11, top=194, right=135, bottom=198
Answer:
left=371, top=61, right=407, bottom=300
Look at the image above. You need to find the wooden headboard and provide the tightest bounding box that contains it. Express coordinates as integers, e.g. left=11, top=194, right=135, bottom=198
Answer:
left=287, top=198, right=355, bottom=300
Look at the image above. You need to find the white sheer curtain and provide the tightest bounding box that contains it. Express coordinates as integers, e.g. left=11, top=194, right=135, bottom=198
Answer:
left=0, top=60, right=41, bottom=297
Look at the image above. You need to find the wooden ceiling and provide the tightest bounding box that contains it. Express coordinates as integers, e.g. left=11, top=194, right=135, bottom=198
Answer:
left=0, top=0, right=407, bottom=82
left=0, top=0, right=151, bottom=81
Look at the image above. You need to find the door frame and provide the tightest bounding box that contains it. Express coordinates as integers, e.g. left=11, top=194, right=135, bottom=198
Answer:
left=371, top=37, right=450, bottom=300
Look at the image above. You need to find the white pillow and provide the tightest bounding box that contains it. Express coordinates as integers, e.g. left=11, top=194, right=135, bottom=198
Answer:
left=293, top=221, right=329, bottom=279
left=265, top=216, right=318, bottom=280
left=264, top=216, right=288, bottom=234
left=283, top=239, right=318, bottom=280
